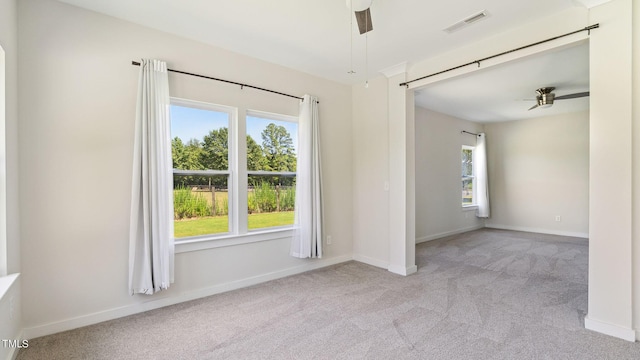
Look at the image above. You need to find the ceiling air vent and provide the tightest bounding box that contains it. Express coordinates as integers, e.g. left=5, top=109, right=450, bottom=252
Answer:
left=443, top=10, right=489, bottom=33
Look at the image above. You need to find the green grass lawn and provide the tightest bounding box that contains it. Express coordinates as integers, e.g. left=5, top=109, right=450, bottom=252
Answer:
left=174, top=211, right=295, bottom=238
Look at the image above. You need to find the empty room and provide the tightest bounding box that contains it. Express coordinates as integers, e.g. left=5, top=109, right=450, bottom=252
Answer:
left=1, top=0, right=640, bottom=359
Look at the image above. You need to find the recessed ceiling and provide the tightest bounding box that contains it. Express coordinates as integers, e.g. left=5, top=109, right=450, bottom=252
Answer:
left=56, top=0, right=582, bottom=84
left=414, top=41, right=589, bottom=123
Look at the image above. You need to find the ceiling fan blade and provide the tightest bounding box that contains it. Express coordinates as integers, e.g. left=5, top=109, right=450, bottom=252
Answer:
left=355, top=8, right=373, bottom=34
left=555, top=91, right=590, bottom=100
left=528, top=104, right=539, bottom=111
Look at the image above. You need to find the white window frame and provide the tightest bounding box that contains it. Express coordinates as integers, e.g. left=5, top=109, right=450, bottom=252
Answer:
left=170, top=98, right=297, bottom=253
left=462, top=145, right=476, bottom=208
left=0, top=46, right=6, bottom=276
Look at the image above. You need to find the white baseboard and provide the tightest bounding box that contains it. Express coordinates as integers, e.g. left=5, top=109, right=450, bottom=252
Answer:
left=352, top=254, right=389, bottom=269
left=388, top=264, right=418, bottom=276
left=7, top=330, right=24, bottom=360
left=23, top=255, right=352, bottom=340
left=584, top=316, right=636, bottom=342
left=485, top=224, right=588, bottom=239
left=416, top=224, right=485, bottom=244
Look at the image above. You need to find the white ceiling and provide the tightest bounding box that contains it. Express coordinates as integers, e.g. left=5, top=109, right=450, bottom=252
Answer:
left=57, top=0, right=584, bottom=85
left=56, top=0, right=592, bottom=122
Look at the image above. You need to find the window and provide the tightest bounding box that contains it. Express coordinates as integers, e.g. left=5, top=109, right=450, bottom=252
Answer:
left=246, top=112, right=297, bottom=230
left=462, top=146, right=475, bottom=207
left=170, top=99, right=297, bottom=241
left=170, top=100, right=234, bottom=238
left=0, top=46, right=5, bottom=276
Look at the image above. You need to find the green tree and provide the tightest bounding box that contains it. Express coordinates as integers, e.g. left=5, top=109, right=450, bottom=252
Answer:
left=183, top=138, right=205, bottom=170
left=200, top=128, right=229, bottom=188
left=172, top=137, right=207, bottom=187
left=260, top=123, right=296, bottom=186
left=247, top=135, right=266, bottom=171
left=261, top=123, right=296, bottom=172
left=171, top=137, right=186, bottom=169
left=201, top=128, right=229, bottom=170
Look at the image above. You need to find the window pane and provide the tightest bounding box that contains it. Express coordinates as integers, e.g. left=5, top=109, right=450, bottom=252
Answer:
left=246, top=113, right=297, bottom=230
left=248, top=175, right=296, bottom=230
left=173, top=175, right=229, bottom=238
left=171, top=103, right=232, bottom=239
left=246, top=115, right=297, bottom=172
left=171, top=105, right=230, bottom=171
left=462, top=178, right=473, bottom=206
left=462, top=148, right=473, bottom=177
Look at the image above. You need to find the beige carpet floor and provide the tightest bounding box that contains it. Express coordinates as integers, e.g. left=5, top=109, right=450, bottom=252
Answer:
left=16, top=229, right=640, bottom=359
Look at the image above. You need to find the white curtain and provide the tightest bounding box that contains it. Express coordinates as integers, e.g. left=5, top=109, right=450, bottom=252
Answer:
left=291, top=95, right=323, bottom=258
left=475, top=133, right=490, bottom=218
left=128, top=59, right=174, bottom=295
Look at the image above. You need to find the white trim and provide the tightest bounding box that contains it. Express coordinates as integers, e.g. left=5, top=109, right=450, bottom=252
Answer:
left=573, top=0, right=612, bottom=9
left=353, top=254, right=389, bottom=269
left=246, top=109, right=297, bottom=124
left=0, top=273, right=18, bottom=301
left=170, top=97, right=236, bottom=114
left=0, top=46, right=6, bottom=278
left=388, top=264, right=418, bottom=276
left=584, top=316, right=636, bottom=342
left=176, top=228, right=294, bottom=253
left=6, top=329, right=24, bottom=360
left=485, top=224, right=588, bottom=239
left=22, top=255, right=352, bottom=339
left=416, top=224, right=485, bottom=244
left=380, top=62, right=409, bottom=78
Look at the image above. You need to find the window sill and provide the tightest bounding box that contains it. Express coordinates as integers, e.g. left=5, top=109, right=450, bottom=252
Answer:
left=175, top=227, right=294, bottom=254
left=0, top=273, right=19, bottom=302
left=462, top=205, right=478, bottom=211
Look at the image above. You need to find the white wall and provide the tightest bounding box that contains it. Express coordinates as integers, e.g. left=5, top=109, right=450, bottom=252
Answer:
left=484, top=111, right=589, bottom=238
left=585, top=0, right=635, bottom=341
left=414, top=107, right=485, bottom=242
left=632, top=0, right=640, bottom=341
left=18, top=0, right=352, bottom=337
left=351, top=76, right=391, bottom=269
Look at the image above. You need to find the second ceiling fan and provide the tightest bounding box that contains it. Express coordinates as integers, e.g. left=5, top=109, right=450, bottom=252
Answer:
left=528, top=87, right=590, bottom=111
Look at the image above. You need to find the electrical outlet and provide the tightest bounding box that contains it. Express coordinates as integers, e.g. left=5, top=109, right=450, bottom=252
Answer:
left=326, top=235, right=333, bottom=245
left=555, top=215, right=561, bottom=222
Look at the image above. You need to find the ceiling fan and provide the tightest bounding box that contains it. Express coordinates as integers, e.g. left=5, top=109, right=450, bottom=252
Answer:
left=528, top=87, right=590, bottom=110
left=348, top=0, right=373, bottom=34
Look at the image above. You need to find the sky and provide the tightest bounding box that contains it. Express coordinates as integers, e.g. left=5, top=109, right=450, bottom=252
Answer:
left=170, top=105, right=298, bottom=151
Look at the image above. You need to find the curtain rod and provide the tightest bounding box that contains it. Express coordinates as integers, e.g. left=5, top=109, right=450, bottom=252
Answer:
left=400, top=24, right=599, bottom=88
left=461, top=130, right=478, bottom=136
left=131, top=61, right=308, bottom=102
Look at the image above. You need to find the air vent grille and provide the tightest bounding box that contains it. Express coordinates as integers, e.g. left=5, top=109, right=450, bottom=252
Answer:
left=443, top=10, right=488, bottom=33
